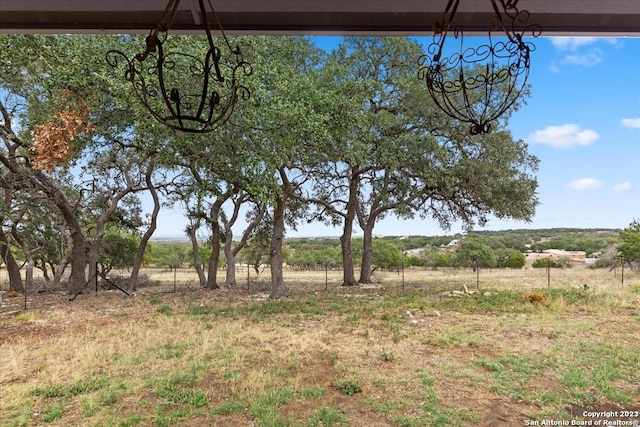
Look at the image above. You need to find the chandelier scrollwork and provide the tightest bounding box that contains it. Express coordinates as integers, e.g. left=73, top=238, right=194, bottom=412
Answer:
left=106, top=0, right=252, bottom=133
left=418, top=0, right=541, bottom=135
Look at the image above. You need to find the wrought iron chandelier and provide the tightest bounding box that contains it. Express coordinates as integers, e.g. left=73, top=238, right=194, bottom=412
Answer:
left=418, top=0, right=540, bottom=135
left=106, top=0, right=252, bottom=133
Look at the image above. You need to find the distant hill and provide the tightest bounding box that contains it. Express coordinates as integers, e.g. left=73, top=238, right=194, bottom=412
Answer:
left=150, top=228, right=620, bottom=255
left=150, top=235, right=189, bottom=243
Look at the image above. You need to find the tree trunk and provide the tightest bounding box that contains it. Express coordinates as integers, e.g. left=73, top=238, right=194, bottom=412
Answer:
left=86, top=238, right=101, bottom=286
left=52, top=231, right=72, bottom=288
left=358, top=221, right=375, bottom=284
left=10, top=219, right=36, bottom=290
left=188, top=222, right=207, bottom=288
left=224, top=247, right=237, bottom=288
left=269, top=169, right=290, bottom=299
left=269, top=194, right=288, bottom=299
left=35, top=172, right=86, bottom=293
left=206, top=228, right=221, bottom=290
left=224, top=197, right=265, bottom=288
left=340, top=172, right=359, bottom=286
left=129, top=159, right=159, bottom=292
left=64, top=208, right=86, bottom=293
left=40, top=262, right=51, bottom=282
left=0, top=229, right=24, bottom=292
left=205, top=196, right=227, bottom=290
left=87, top=188, right=134, bottom=287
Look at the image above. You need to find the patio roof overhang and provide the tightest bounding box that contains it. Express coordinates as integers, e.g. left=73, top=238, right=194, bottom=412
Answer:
left=1, top=0, right=639, bottom=36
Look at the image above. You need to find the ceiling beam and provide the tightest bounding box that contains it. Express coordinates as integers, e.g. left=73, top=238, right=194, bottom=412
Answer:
left=1, top=0, right=639, bottom=36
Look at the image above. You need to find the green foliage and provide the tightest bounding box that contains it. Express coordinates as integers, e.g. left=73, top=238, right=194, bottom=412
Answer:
left=531, top=256, right=572, bottom=268
left=527, top=229, right=619, bottom=253
left=335, top=380, right=362, bottom=396
left=372, top=239, right=404, bottom=270
left=494, top=248, right=526, bottom=268
left=532, top=257, right=556, bottom=268
left=455, top=235, right=496, bottom=268
left=618, top=219, right=640, bottom=265
left=289, top=246, right=342, bottom=269
left=421, top=247, right=456, bottom=269
left=99, top=227, right=139, bottom=272
left=240, top=227, right=271, bottom=274
left=148, top=243, right=189, bottom=269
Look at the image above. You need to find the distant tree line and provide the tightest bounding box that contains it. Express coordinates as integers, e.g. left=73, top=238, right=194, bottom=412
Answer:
left=142, top=226, right=638, bottom=274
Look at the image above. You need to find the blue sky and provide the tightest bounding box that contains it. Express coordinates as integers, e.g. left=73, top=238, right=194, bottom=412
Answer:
left=152, top=36, right=640, bottom=238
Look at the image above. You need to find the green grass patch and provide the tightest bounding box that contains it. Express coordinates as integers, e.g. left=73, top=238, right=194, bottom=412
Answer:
left=155, top=384, right=210, bottom=407
left=14, top=312, right=34, bottom=321
left=390, top=370, right=479, bottom=427
left=304, top=406, right=346, bottom=426
left=475, top=355, right=545, bottom=401
left=432, top=288, right=612, bottom=314
left=157, top=341, right=188, bottom=359
left=42, top=404, right=64, bottom=423
left=555, top=342, right=640, bottom=405
left=30, top=384, right=65, bottom=399
left=68, top=374, right=110, bottom=396
left=156, top=305, right=173, bottom=316
left=153, top=363, right=208, bottom=407
left=249, top=387, right=296, bottom=427
left=154, top=405, right=194, bottom=427
left=299, top=386, right=327, bottom=399
left=210, top=402, right=246, bottom=416
left=118, top=413, right=144, bottom=426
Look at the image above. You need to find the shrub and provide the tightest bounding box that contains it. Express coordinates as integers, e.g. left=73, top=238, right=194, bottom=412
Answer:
left=531, top=257, right=573, bottom=268
left=335, top=380, right=362, bottom=396
left=525, top=292, right=546, bottom=305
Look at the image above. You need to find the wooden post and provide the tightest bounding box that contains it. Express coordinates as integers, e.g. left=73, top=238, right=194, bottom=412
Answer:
left=24, top=266, right=28, bottom=311
left=325, top=263, right=328, bottom=291
left=401, top=252, right=405, bottom=290
left=547, top=257, right=551, bottom=288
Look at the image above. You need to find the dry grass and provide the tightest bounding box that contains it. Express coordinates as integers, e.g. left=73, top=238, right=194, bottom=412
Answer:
left=1, top=266, right=639, bottom=426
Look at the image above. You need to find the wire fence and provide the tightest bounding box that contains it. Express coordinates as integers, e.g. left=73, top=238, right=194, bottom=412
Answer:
left=0, top=263, right=636, bottom=314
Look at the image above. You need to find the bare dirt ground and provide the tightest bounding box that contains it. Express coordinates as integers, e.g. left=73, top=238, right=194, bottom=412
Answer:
left=1, top=266, right=639, bottom=427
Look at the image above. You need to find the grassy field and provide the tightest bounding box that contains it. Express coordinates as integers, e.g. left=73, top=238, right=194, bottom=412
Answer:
left=1, top=265, right=639, bottom=427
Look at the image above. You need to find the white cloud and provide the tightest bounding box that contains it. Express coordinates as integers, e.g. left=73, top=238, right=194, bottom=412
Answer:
left=549, top=38, right=605, bottom=69
left=527, top=124, right=600, bottom=149
left=561, top=51, right=602, bottom=67
left=550, top=37, right=599, bottom=51
left=613, top=182, right=633, bottom=192
left=621, top=118, right=640, bottom=129
left=568, top=178, right=604, bottom=191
